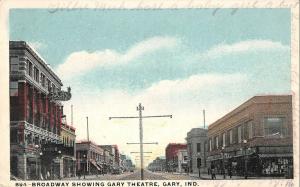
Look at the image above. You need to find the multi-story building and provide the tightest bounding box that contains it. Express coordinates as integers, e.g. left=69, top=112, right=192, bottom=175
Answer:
left=186, top=128, right=208, bottom=174
left=76, top=141, right=104, bottom=176
left=9, top=41, right=72, bottom=180
left=207, top=95, right=293, bottom=178
left=101, top=147, right=113, bottom=173
left=99, top=145, right=120, bottom=170
left=165, top=143, right=187, bottom=172
left=147, top=156, right=166, bottom=172
left=60, top=122, right=76, bottom=178
left=119, top=154, right=134, bottom=172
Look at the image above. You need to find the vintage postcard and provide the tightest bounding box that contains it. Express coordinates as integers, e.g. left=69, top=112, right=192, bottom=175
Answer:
left=0, top=0, right=299, bottom=187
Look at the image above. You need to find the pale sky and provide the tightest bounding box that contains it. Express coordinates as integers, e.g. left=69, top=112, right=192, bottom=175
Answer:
left=10, top=9, right=291, bottom=166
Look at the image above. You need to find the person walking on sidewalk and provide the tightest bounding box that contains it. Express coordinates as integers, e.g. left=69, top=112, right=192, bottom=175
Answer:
left=211, top=165, right=216, bottom=180
left=228, top=167, right=232, bottom=179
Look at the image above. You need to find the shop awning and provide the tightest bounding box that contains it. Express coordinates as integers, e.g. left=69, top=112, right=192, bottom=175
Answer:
left=90, top=160, right=101, bottom=170
left=96, top=162, right=103, bottom=169
left=258, top=153, right=293, bottom=158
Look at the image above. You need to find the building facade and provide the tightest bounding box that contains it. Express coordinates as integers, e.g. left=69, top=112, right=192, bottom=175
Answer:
left=207, top=95, right=293, bottom=178
left=10, top=41, right=72, bottom=180
left=148, top=157, right=166, bottom=172
left=99, top=145, right=120, bottom=171
left=186, top=128, right=208, bottom=174
left=165, top=143, right=187, bottom=172
left=60, top=122, right=76, bottom=178
left=76, top=141, right=104, bottom=176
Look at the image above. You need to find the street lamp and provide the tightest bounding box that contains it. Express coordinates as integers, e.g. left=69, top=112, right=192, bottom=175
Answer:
left=34, top=145, right=39, bottom=179
left=197, top=153, right=201, bottom=178
left=243, top=140, right=248, bottom=179
left=57, top=150, right=62, bottom=180
left=221, top=146, right=226, bottom=179
left=83, top=154, right=86, bottom=179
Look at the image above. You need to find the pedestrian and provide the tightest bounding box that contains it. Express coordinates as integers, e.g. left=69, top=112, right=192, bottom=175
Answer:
left=211, top=165, right=216, bottom=180
left=78, top=170, right=81, bottom=179
left=46, top=171, right=50, bottom=180
left=228, top=167, right=232, bottom=179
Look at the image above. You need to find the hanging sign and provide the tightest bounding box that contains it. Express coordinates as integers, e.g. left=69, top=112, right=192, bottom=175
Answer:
left=49, top=87, right=72, bottom=101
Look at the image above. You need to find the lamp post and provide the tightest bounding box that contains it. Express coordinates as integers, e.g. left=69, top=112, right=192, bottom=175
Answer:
left=197, top=153, right=201, bottom=178
left=57, top=150, right=62, bottom=180
left=83, top=154, right=86, bottom=179
left=34, top=145, right=43, bottom=180
left=221, top=146, right=226, bottom=179
left=243, top=140, right=248, bottom=179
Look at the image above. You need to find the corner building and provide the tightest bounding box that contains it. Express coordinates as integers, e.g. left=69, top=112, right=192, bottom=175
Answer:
left=207, top=95, right=293, bottom=178
left=10, top=41, right=72, bottom=180
left=186, top=128, right=208, bottom=174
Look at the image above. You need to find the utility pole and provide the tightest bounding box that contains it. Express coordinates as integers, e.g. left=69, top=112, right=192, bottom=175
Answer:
left=71, top=105, right=73, bottom=126
left=203, top=109, right=206, bottom=129
left=109, top=103, right=172, bottom=180
left=86, top=117, right=89, bottom=142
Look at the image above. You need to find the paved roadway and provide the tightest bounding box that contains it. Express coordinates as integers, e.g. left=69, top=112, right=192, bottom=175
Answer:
left=65, top=170, right=198, bottom=180
left=120, top=170, right=166, bottom=180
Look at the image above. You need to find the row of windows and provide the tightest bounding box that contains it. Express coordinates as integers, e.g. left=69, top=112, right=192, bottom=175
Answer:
left=209, top=121, right=254, bottom=151
left=25, top=59, right=59, bottom=93
left=76, top=150, right=104, bottom=161
left=9, top=56, right=58, bottom=93
left=62, top=136, right=75, bottom=147
left=208, top=117, right=287, bottom=151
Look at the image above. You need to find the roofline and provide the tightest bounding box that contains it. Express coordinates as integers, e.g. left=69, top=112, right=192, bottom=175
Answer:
left=9, top=41, right=63, bottom=86
left=208, top=94, right=292, bottom=130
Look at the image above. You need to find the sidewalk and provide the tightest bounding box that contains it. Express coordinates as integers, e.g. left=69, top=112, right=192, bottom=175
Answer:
left=191, top=173, right=244, bottom=180
left=189, top=173, right=286, bottom=180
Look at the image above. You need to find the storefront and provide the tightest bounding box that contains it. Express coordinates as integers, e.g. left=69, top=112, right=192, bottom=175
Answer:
left=208, top=145, right=293, bottom=178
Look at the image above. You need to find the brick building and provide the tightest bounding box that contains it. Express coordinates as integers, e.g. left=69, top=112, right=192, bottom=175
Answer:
left=76, top=141, right=104, bottom=176
left=9, top=41, right=72, bottom=180
left=165, top=143, right=187, bottom=172
left=207, top=95, right=293, bottom=178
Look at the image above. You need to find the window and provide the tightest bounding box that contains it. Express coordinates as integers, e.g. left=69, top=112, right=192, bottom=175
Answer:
left=26, top=60, right=33, bottom=76
left=215, top=136, right=219, bottom=149
left=47, top=79, right=51, bottom=92
left=41, top=74, right=46, bottom=87
left=264, top=117, right=286, bottom=137
left=222, top=133, right=226, bottom=147
left=10, top=57, right=19, bottom=72
left=34, top=67, right=39, bottom=82
left=10, top=82, right=18, bottom=96
left=209, top=139, right=212, bottom=151
left=248, top=121, right=253, bottom=139
left=233, top=127, right=238, bottom=144
left=196, top=143, right=201, bottom=153
left=51, top=83, right=55, bottom=93
left=229, top=130, right=233, bottom=144
left=243, top=122, right=248, bottom=140
left=238, top=126, right=242, bottom=143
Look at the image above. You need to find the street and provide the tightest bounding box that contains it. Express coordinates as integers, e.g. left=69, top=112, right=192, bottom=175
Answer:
left=65, top=170, right=199, bottom=180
